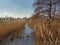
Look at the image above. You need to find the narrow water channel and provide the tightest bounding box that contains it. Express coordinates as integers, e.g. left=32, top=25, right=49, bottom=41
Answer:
left=6, top=23, right=34, bottom=45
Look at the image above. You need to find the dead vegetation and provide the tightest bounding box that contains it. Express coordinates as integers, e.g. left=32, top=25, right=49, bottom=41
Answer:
left=0, top=19, right=26, bottom=40
left=28, top=15, right=60, bottom=45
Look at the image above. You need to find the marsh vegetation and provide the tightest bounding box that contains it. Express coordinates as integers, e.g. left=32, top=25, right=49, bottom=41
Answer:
left=0, top=0, right=60, bottom=45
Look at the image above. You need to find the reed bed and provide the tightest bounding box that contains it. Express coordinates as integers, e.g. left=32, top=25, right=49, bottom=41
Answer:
left=28, top=15, right=60, bottom=45
left=0, top=19, right=26, bottom=39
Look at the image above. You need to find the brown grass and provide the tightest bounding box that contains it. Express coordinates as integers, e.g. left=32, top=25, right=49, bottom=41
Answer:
left=0, top=19, right=26, bottom=39
left=28, top=15, right=60, bottom=45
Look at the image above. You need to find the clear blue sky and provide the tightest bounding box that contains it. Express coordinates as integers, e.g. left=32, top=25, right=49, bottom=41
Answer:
left=0, top=0, right=34, bottom=18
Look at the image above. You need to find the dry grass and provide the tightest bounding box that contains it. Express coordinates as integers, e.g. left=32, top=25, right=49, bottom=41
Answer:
left=0, top=19, right=26, bottom=39
left=28, top=15, right=60, bottom=45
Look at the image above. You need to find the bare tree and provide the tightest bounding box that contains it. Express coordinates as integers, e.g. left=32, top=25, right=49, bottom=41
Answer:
left=33, top=0, right=59, bottom=43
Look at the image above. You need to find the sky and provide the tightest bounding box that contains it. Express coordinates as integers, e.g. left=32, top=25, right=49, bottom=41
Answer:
left=0, top=0, right=60, bottom=18
left=0, top=0, right=34, bottom=18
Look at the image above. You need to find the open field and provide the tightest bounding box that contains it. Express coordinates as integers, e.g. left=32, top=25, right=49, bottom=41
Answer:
left=28, top=15, right=60, bottom=45
left=0, top=19, right=26, bottom=39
